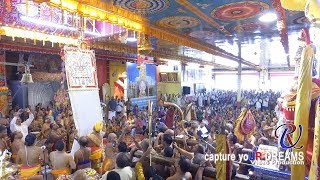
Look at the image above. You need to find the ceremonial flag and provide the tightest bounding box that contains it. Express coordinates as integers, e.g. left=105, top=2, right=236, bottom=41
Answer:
left=216, top=134, right=230, bottom=180
left=234, top=109, right=256, bottom=142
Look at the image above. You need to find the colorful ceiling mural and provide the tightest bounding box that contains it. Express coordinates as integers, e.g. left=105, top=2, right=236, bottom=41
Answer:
left=115, top=0, right=170, bottom=15
left=113, top=0, right=307, bottom=43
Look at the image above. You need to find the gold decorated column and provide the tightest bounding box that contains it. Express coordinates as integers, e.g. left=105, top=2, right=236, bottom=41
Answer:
left=215, top=134, right=227, bottom=180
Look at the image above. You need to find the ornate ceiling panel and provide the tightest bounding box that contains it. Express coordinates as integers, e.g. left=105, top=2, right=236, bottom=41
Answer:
left=113, top=0, right=307, bottom=42
left=114, top=0, right=170, bottom=15
left=210, top=1, right=270, bottom=21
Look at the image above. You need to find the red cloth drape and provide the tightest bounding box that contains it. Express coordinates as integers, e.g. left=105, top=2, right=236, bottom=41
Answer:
left=165, top=108, right=174, bottom=129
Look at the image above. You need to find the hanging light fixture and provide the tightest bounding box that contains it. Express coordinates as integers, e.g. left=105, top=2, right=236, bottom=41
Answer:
left=16, top=0, right=39, bottom=17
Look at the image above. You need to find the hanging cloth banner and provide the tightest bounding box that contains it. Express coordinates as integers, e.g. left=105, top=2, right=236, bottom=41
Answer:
left=63, top=46, right=103, bottom=155
left=63, top=47, right=98, bottom=90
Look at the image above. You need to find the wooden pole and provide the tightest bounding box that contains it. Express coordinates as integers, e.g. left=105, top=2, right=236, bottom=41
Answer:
left=148, top=100, right=153, bottom=166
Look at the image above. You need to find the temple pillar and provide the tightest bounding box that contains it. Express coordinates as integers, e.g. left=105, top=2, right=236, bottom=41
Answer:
left=237, top=38, right=242, bottom=108
left=96, top=59, right=109, bottom=100
left=258, top=39, right=271, bottom=90
left=212, top=74, right=216, bottom=89
left=261, top=69, right=270, bottom=90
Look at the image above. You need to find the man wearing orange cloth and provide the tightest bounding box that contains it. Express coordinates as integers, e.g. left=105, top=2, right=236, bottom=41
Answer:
left=87, top=121, right=104, bottom=174
left=16, top=134, right=45, bottom=179
left=50, top=139, right=76, bottom=179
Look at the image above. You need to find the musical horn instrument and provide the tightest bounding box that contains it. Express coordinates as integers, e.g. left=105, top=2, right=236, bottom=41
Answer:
left=158, top=100, right=185, bottom=144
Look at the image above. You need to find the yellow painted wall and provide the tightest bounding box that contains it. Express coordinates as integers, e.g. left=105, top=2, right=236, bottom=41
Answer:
left=157, top=82, right=181, bottom=95
left=157, top=73, right=181, bottom=96
left=109, top=61, right=126, bottom=98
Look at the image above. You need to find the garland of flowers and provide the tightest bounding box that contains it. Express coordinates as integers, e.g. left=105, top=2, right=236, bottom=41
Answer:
left=272, top=0, right=290, bottom=64
left=53, top=49, right=69, bottom=109
left=0, top=86, right=9, bottom=116
left=135, top=162, right=145, bottom=180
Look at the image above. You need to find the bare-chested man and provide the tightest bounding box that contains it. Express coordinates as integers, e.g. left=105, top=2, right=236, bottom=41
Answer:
left=87, top=122, right=104, bottom=174
left=0, top=125, right=8, bottom=151
left=55, top=114, right=64, bottom=127
left=103, top=133, right=117, bottom=173
left=0, top=117, right=9, bottom=129
left=16, top=134, right=45, bottom=179
left=103, top=126, right=126, bottom=173
left=167, top=156, right=192, bottom=180
left=50, top=139, right=76, bottom=179
left=74, top=136, right=91, bottom=170
left=30, top=116, right=43, bottom=132
left=40, top=117, right=51, bottom=139
left=56, top=124, right=67, bottom=141
left=63, top=109, right=73, bottom=128
left=11, top=131, right=24, bottom=163
left=48, top=123, right=63, bottom=152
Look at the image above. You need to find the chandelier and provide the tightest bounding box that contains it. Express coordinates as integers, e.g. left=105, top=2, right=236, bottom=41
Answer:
left=16, top=0, right=39, bottom=17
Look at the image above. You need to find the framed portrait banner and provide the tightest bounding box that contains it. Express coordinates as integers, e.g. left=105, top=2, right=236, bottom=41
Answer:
left=63, top=46, right=98, bottom=90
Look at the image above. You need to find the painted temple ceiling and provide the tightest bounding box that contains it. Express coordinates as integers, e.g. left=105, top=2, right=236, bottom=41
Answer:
left=0, top=0, right=311, bottom=69
left=113, top=0, right=307, bottom=43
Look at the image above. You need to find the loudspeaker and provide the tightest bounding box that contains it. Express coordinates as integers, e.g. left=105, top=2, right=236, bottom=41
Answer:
left=182, top=86, right=190, bottom=95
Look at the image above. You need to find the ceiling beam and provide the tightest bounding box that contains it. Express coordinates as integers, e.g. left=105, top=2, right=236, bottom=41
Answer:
left=212, top=66, right=294, bottom=72
left=92, top=42, right=237, bottom=70
left=31, top=0, right=259, bottom=69
left=268, top=66, right=295, bottom=72
left=142, top=24, right=259, bottom=69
